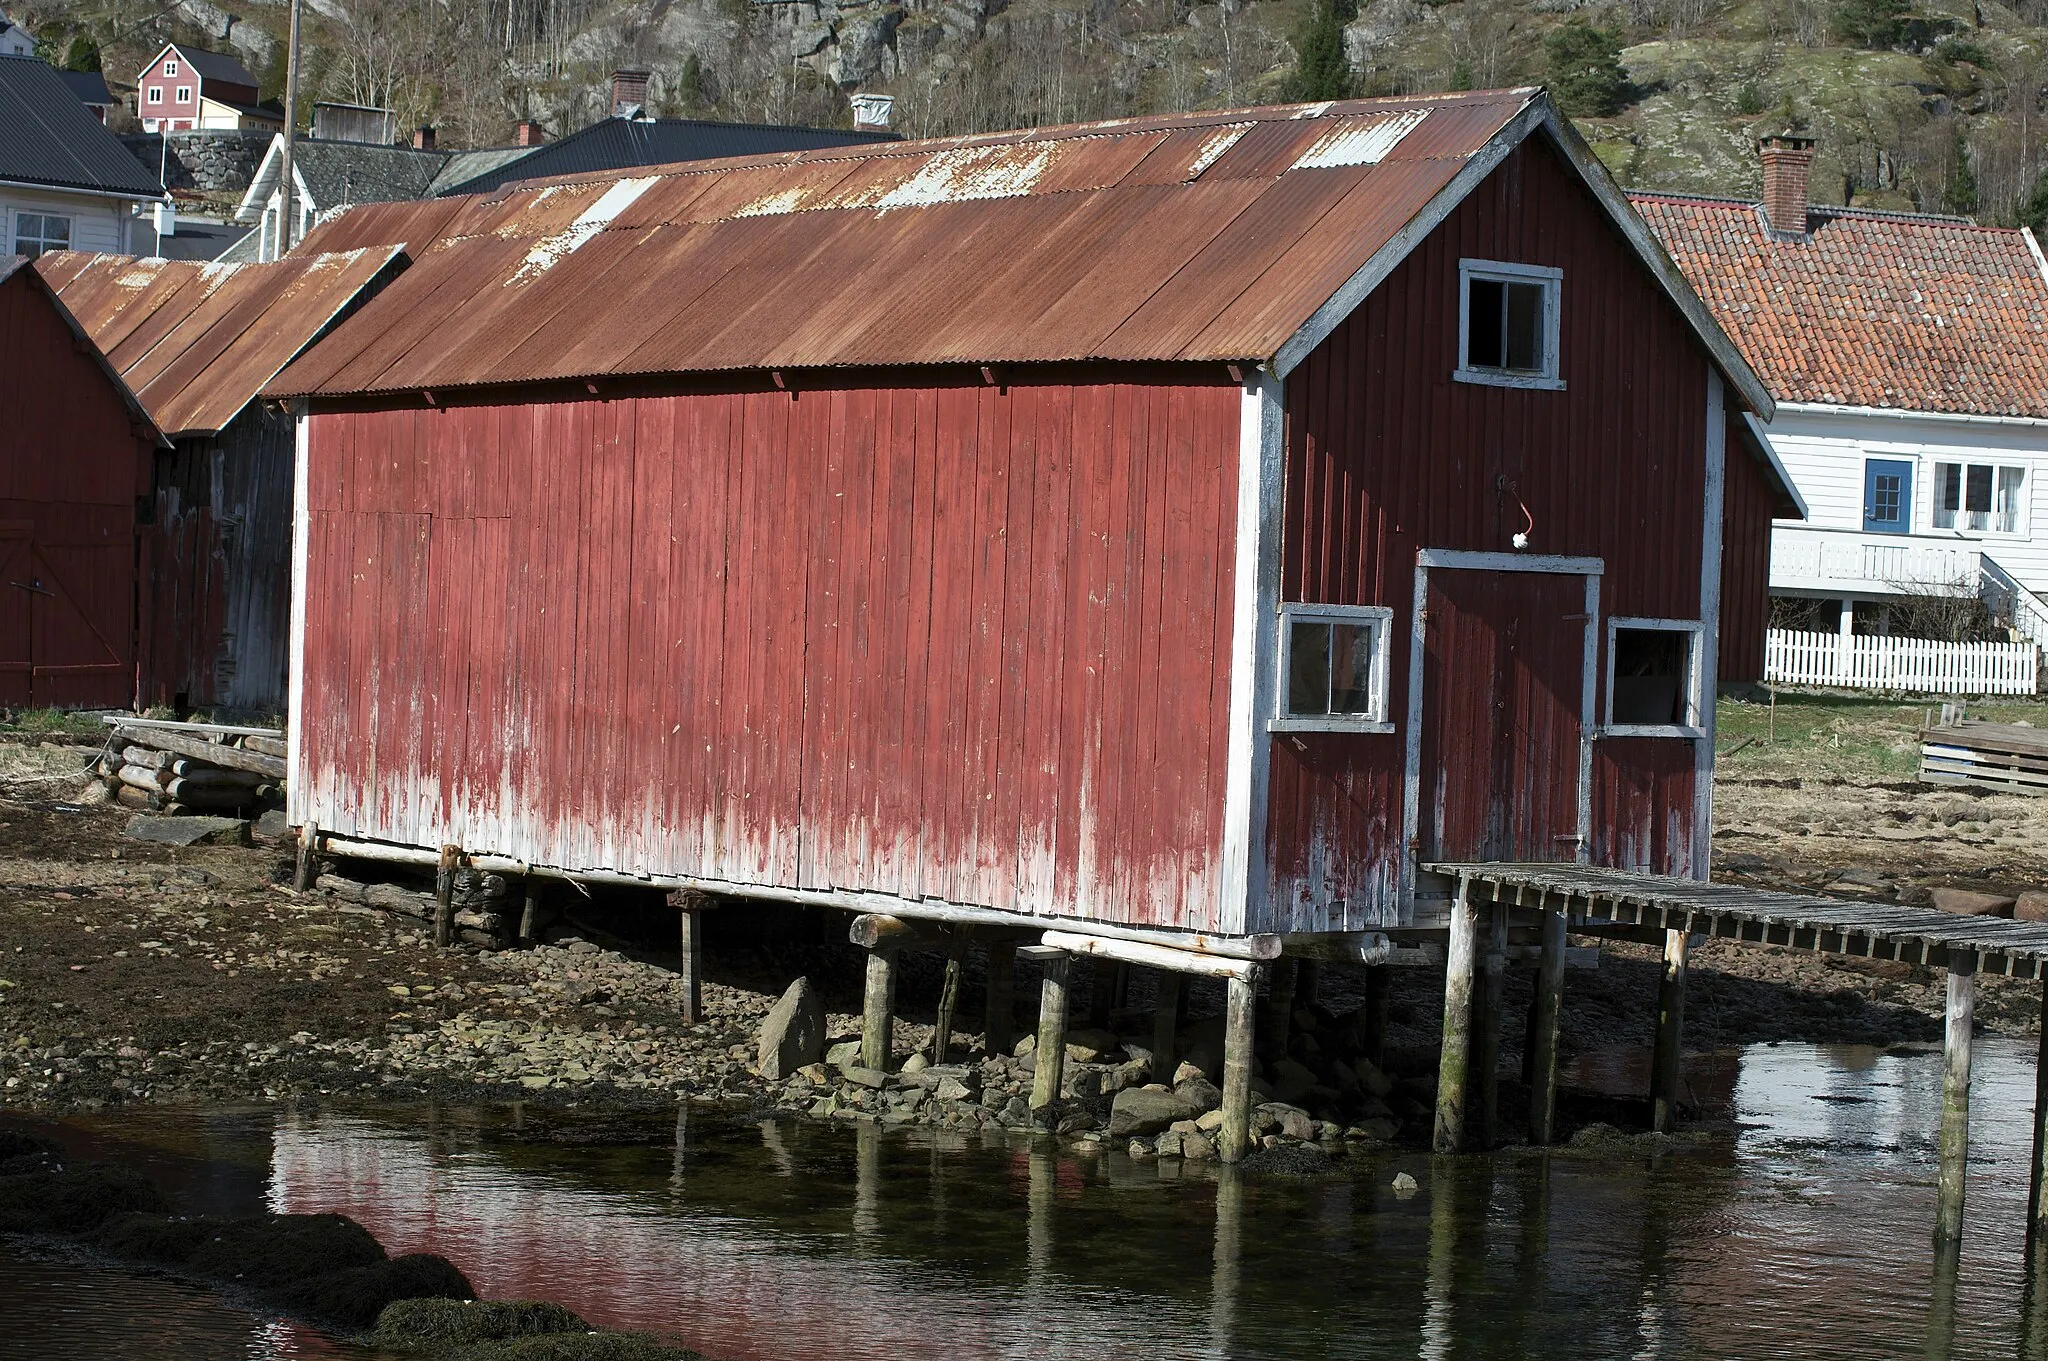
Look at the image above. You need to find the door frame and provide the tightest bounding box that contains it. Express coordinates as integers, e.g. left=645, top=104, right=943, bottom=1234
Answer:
left=1400, top=548, right=1603, bottom=907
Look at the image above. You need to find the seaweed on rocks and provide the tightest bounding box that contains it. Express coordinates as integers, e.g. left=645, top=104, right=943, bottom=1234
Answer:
left=184, top=1212, right=387, bottom=1287
left=0, top=1162, right=166, bottom=1233
left=376, top=1298, right=590, bottom=1346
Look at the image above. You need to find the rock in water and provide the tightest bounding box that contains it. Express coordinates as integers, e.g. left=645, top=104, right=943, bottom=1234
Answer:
left=2017, top=889, right=2048, bottom=923
left=756, top=977, right=825, bottom=1080
left=1107, top=1085, right=1199, bottom=1137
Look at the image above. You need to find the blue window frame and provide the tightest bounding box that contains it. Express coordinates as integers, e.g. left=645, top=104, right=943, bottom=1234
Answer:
left=1863, top=458, right=1912, bottom=534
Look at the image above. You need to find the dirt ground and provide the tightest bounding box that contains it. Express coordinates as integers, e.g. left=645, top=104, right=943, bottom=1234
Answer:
left=0, top=692, right=2040, bottom=1125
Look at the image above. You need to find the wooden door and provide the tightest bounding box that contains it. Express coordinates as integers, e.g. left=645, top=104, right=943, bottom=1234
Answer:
left=0, top=512, right=134, bottom=709
left=0, top=525, right=31, bottom=707
left=1416, top=568, right=1590, bottom=864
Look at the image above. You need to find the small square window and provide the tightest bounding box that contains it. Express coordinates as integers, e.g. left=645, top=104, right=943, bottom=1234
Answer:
left=1457, top=259, right=1563, bottom=390
left=13, top=212, right=71, bottom=260
left=1605, top=619, right=1702, bottom=736
left=1272, top=604, right=1393, bottom=732
left=146, top=87, right=163, bottom=105
left=175, top=85, right=191, bottom=103
left=164, top=59, right=178, bottom=77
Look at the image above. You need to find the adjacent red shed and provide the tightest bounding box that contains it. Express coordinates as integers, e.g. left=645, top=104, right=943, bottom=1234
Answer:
left=270, top=89, right=1795, bottom=945
left=0, top=257, right=162, bottom=708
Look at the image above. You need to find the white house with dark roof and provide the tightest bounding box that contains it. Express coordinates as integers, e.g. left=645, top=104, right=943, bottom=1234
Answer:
left=1636, top=136, right=2048, bottom=646
left=0, top=8, right=32, bottom=57
left=0, top=54, right=164, bottom=257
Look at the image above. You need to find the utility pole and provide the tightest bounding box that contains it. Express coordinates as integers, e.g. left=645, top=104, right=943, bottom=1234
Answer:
left=277, top=0, right=303, bottom=258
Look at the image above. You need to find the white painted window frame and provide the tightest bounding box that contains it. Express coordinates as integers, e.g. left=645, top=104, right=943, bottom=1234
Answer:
left=1271, top=602, right=1395, bottom=733
left=163, top=59, right=177, bottom=77
left=1455, top=258, right=1564, bottom=391
left=13, top=212, right=72, bottom=258
left=146, top=86, right=163, bottom=105
left=1929, top=457, right=2029, bottom=537
left=175, top=85, right=192, bottom=104
left=1602, top=616, right=1706, bottom=739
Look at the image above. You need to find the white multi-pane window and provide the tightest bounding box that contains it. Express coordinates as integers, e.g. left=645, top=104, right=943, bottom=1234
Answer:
left=163, top=59, right=178, bottom=76
left=146, top=87, right=163, bottom=104
left=1273, top=604, right=1394, bottom=732
left=1932, top=462, right=2025, bottom=533
left=13, top=213, right=72, bottom=259
left=1455, top=259, right=1564, bottom=390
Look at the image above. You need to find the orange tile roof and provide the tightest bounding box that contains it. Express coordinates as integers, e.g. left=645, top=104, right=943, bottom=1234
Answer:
left=1631, top=193, right=2048, bottom=419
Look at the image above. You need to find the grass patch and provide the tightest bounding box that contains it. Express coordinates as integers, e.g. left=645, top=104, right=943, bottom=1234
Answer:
left=1715, top=691, right=2048, bottom=783
left=0, top=707, right=112, bottom=739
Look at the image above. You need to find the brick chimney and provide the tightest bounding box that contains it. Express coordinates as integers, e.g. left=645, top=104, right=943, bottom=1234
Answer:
left=611, top=69, right=650, bottom=118
left=516, top=119, right=546, bottom=147
left=1758, top=133, right=1816, bottom=236
left=412, top=124, right=436, bottom=151
left=851, top=93, right=893, bottom=131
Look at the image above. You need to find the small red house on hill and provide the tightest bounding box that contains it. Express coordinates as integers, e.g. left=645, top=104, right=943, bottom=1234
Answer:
left=0, top=257, right=163, bottom=708
left=270, top=88, right=1794, bottom=944
left=136, top=43, right=275, bottom=134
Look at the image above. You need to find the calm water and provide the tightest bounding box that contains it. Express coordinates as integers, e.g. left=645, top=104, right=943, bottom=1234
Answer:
left=3, top=1039, right=2044, bottom=1360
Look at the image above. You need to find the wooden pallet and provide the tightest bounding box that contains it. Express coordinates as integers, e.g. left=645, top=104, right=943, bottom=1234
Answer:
left=1919, top=720, right=2048, bottom=796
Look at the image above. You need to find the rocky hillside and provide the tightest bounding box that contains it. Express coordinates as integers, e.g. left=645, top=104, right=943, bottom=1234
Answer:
left=19, top=0, right=2048, bottom=222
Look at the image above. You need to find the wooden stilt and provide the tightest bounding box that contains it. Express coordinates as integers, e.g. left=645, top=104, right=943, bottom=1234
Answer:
left=1264, top=957, right=1297, bottom=1057
left=1210, top=1165, right=1244, bottom=1357
left=670, top=890, right=710, bottom=1024
left=1111, top=960, right=1132, bottom=1011
left=1296, top=959, right=1322, bottom=1007
left=1219, top=969, right=1260, bottom=1163
left=1363, top=962, right=1390, bottom=1068
left=432, top=844, right=459, bottom=948
left=518, top=878, right=542, bottom=945
left=1649, top=927, right=1689, bottom=1134
left=1151, top=968, right=1182, bottom=1080
left=1927, top=1234, right=1961, bottom=1361
left=292, top=820, right=319, bottom=891
left=933, top=937, right=965, bottom=1065
left=1433, top=878, right=1478, bottom=1154
left=1936, top=953, right=1977, bottom=1246
left=1027, top=946, right=1071, bottom=1111
left=1528, top=905, right=1567, bottom=1146
left=1087, top=957, right=1113, bottom=1028
left=1475, top=904, right=1506, bottom=1149
left=2030, top=978, right=2048, bottom=1245
left=861, top=944, right=899, bottom=1073
left=983, top=937, right=1017, bottom=1056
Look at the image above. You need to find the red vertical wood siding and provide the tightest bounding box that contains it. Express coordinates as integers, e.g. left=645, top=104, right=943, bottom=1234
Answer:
left=298, top=373, right=1240, bottom=931
left=1718, top=430, right=1775, bottom=684
left=1267, top=138, right=1714, bottom=930
left=0, top=270, right=149, bottom=708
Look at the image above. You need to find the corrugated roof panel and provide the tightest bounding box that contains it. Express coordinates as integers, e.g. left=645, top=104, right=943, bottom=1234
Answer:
left=1381, top=94, right=1529, bottom=162
left=1026, top=131, right=1173, bottom=194
left=1290, top=110, right=1430, bottom=169
left=297, top=198, right=464, bottom=254
left=308, top=237, right=536, bottom=396
left=95, top=265, right=236, bottom=376
left=1193, top=119, right=1329, bottom=181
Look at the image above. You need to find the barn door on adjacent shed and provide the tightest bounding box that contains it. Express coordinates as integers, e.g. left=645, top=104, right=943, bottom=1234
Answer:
left=0, top=524, right=31, bottom=707
left=1414, top=564, right=1594, bottom=866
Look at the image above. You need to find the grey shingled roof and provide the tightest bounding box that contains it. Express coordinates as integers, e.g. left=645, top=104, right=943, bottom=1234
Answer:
left=292, top=139, right=446, bottom=206
left=432, top=115, right=896, bottom=196
left=0, top=55, right=164, bottom=197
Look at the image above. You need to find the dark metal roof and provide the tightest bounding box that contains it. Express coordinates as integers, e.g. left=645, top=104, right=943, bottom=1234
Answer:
left=58, top=69, right=113, bottom=106
left=145, top=218, right=254, bottom=262
left=432, top=115, right=897, bottom=196
left=36, top=246, right=404, bottom=436
left=153, top=43, right=259, bottom=89
left=0, top=55, right=164, bottom=197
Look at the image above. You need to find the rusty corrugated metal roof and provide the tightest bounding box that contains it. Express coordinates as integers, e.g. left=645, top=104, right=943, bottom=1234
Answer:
left=37, top=247, right=404, bottom=437
left=267, top=91, right=1545, bottom=397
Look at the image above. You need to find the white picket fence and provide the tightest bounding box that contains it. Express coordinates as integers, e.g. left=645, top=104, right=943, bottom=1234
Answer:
left=1765, top=628, right=2040, bottom=696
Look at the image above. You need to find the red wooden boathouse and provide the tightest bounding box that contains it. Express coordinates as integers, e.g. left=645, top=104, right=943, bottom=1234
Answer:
left=0, top=257, right=164, bottom=708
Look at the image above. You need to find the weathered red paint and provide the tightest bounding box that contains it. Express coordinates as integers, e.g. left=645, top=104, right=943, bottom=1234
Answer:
left=0, top=263, right=154, bottom=708
left=1718, top=426, right=1778, bottom=684
left=1267, top=138, right=1720, bottom=929
left=298, top=374, right=1240, bottom=931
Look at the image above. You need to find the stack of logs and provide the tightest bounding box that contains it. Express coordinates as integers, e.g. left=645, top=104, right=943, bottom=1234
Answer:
left=96, top=721, right=286, bottom=815
left=316, top=868, right=514, bottom=949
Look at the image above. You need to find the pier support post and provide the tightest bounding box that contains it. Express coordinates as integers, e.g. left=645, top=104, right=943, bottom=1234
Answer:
left=861, top=941, right=899, bottom=1073
left=1262, top=957, right=1296, bottom=1058
left=2030, top=977, right=2048, bottom=1245
left=1219, top=968, right=1261, bottom=1163
left=518, top=878, right=542, bottom=946
left=292, top=820, right=319, bottom=891
left=670, top=890, right=714, bottom=1024
left=1086, top=958, right=1114, bottom=1028
left=1434, top=878, right=1478, bottom=1154
left=1528, top=904, right=1567, bottom=1146
left=1937, top=953, right=1977, bottom=1246
left=1649, top=927, right=1689, bottom=1134
left=933, top=936, right=965, bottom=1065
left=1026, top=945, right=1071, bottom=1112
left=433, top=844, right=459, bottom=949
left=983, top=937, right=1017, bottom=1057
left=1296, top=959, right=1322, bottom=1007
left=1151, top=968, right=1182, bottom=1080
left=1475, top=904, right=1507, bottom=1149
left=1363, top=962, right=1390, bottom=1068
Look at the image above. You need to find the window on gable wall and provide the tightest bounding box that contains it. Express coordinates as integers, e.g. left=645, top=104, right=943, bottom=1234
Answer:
left=164, top=59, right=177, bottom=76
left=1456, top=259, right=1563, bottom=390
left=1933, top=462, right=2025, bottom=533
left=1606, top=619, right=1703, bottom=734
left=1273, top=604, right=1394, bottom=732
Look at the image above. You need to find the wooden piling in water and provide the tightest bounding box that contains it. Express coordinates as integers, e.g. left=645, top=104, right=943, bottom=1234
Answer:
left=1936, top=953, right=1977, bottom=1246
left=1363, top=963, right=1390, bottom=1068
left=1475, top=904, right=1506, bottom=1149
left=432, top=844, right=459, bottom=948
left=1433, top=879, right=1478, bottom=1154
left=933, top=937, right=965, bottom=1065
left=861, top=943, right=899, bottom=1073
left=670, top=890, right=713, bottom=1024
left=2031, top=978, right=2048, bottom=1244
left=1528, top=905, right=1567, bottom=1146
left=1649, top=927, right=1689, bottom=1134
left=1026, top=945, right=1070, bottom=1111
left=1151, top=968, right=1182, bottom=1080
left=1218, top=970, right=1260, bottom=1163
left=983, top=937, right=1017, bottom=1056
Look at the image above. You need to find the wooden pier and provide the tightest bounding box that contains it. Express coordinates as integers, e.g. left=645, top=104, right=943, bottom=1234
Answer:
left=1429, top=861, right=2048, bottom=1248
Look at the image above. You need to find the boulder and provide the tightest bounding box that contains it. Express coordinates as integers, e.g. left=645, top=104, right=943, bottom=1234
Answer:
left=1172, top=1060, right=1206, bottom=1086
left=1266, top=1057, right=1318, bottom=1105
left=1931, top=887, right=2016, bottom=918
left=1180, top=1131, right=1216, bottom=1160
left=935, top=1076, right=974, bottom=1102
left=1351, top=1056, right=1394, bottom=1098
left=1107, top=1086, right=1199, bottom=1138
left=900, top=1052, right=929, bottom=1075
left=840, top=1066, right=888, bottom=1089
left=1156, top=1129, right=1184, bottom=1157
left=756, top=977, right=825, bottom=1081
left=1264, top=1103, right=1315, bottom=1141
left=1063, top=1067, right=1103, bottom=1099
left=825, top=1039, right=862, bottom=1068
left=1194, top=1108, right=1226, bottom=1133
left=2016, top=890, right=2048, bottom=923
left=1172, top=1076, right=1223, bottom=1112
left=123, top=814, right=248, bottom=847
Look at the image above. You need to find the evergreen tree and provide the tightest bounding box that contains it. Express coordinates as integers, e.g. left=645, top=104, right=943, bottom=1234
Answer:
left=1942, top=132, right=1978, bottom=218
left=1288, top=0, right=1356, bottom=103
left=1544, top=21, right=1630, bottom=118
left=677, top=53, right=704, bottom=110
left=2016, top=170, right=2048, bottom=237
left=62, top=36, right=102, bottom=73
left=1829, top=0, right=1908, bottom=49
